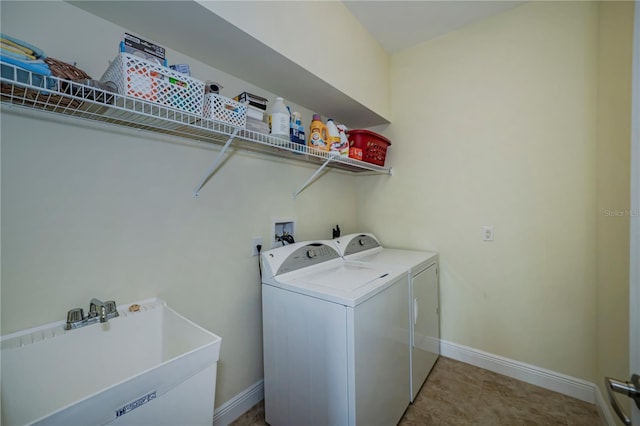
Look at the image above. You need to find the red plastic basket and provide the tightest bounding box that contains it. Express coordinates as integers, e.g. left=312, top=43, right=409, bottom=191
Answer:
left=347, top=129, right=391, bottom=166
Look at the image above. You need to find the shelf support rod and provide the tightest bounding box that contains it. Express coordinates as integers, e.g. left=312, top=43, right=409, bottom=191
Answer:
left=193, top=128, right=240, bottom=198
left=292, top=157, right=334, bottom=200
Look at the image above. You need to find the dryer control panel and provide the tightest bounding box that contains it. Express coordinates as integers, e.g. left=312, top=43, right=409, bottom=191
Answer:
left=262, top=242, right=341, bottom=277
left=342, top=234, right=381, bottom=256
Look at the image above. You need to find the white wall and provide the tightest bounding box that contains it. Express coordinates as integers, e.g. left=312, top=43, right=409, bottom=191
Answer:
left=0, top=0, right=359, bottom=408
left=356, top=1, right=601, bottom=382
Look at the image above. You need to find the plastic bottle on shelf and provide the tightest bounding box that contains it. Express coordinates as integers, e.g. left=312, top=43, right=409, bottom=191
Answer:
left=296, top=114, right=305, bottom=149
left=308, top=114, right=329, bottom=151
left=269, top=97, right=290, bottom=144
left=287, top=106, right=298, bottom=143
left=326, top=119, right=347, bottom=156
left=290, top=112, right=305, bottom=149
left=336, top=123, right=350, bottom=157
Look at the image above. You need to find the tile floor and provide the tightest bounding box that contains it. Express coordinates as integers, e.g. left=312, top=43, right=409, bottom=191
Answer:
left=230, top=357, right=601, bottom=426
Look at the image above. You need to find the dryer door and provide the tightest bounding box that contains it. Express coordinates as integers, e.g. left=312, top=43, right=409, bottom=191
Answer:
left=411, top=263, right=440, bottom=401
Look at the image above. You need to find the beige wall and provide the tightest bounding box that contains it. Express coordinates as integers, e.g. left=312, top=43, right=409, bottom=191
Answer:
left=2, top=0, right=635, bottom=416
left=0, top=1, right=359, bottom=408
left=197, top=0, right=391, bottom=121
left=357, top=1, right=602, bottom=381
left=596, top=1, right=634, bottom=419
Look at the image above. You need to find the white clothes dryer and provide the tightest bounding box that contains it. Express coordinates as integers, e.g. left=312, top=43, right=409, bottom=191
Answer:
left=333, top=233, right=440, bottom=402
left=261, top=240, right=410, bottom=426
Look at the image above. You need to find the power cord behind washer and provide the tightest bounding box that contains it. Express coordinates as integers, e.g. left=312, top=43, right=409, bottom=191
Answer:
left=257, top=244, right=262, bottom=279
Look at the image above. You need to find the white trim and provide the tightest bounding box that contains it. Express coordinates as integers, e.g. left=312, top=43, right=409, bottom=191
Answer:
left=629, top=2, right=640, bottom=424
left=440, top=340, right=595, bottom=403
left=441, top=340, right=616, bottom=424
left=212, top=380, right=264, bottom=426
left=595, top=384, right=617, bottom=426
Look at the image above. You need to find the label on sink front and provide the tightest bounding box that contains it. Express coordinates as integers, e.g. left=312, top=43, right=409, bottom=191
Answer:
left=116, top=390, right=157, bottom=418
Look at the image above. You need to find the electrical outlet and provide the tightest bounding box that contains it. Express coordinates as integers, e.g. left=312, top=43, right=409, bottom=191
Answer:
left=252, top=237, right=263, bottom=256
left=482, top=226, right=494, bottom=242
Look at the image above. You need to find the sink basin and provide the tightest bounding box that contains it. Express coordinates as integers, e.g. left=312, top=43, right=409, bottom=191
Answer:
left=1, top=298, right=222, bottom=425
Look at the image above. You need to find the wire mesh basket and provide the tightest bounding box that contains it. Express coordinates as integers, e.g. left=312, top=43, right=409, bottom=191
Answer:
left=203, top=93, right=247, bottom=128
left=101, top=53, right=205, bottom=115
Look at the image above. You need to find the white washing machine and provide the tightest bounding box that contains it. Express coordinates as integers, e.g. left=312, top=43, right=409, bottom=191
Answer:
left=261, top=240, right=410, bottom=426
left=333, top=233, right=440, bottom=402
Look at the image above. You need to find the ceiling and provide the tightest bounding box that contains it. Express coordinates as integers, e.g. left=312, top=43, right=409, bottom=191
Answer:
left=343, top=1, right=526, bottom=53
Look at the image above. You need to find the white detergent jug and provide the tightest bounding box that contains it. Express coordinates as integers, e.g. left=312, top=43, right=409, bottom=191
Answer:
left=269, top=97, right=290, bottom=144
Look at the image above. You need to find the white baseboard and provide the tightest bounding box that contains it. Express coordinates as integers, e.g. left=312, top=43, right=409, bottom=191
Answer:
left=213, top=343, right=617, bottom=426
left=440, top=340, right=618, bottom=425
left=213, top=380, right=264, bottom=426
left=440, top=340, right=596, bottom=403
left=594, top=384, right=618, bottom=426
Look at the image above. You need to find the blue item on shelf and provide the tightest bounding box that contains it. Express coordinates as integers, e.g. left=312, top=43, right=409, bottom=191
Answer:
left=1, top=33, right=47, bottom=59
left=0, top=33, right=55, bottom=90
left=0, top=55, right=51, bottom=77
left=1, top=61, right=55, bottom=91
left=169, top=64, right=191, bottom=76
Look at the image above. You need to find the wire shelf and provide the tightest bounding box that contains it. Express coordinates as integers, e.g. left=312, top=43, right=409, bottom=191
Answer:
left=1, top=62, right=392, bottom=175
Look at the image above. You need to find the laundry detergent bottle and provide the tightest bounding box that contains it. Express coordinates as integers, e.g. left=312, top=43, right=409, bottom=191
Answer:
left=308, top=114, right=329, bottom=151
left=269, top=97, right=290, bottom=144
left=336, top=123, right=350, bottom=157
left=327, top=119, right=347, bottom=156
left=290, top=111, right=305, bottom=148
left=296, top=113, right=305, bottom=147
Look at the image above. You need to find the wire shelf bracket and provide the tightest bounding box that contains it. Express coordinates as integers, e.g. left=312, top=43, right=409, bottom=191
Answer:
left=193, top=127, right=240, bottom=198
left=293, top=157, right=334, bottom=200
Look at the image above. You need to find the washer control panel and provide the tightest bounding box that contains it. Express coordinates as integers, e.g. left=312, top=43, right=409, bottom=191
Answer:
left=276, top=243, right=340, bottom=275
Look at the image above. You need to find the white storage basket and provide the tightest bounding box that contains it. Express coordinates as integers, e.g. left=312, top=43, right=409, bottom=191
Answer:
left=203, top=93, right=247, bottom=128
left=101, top=53, right=205, bottom=115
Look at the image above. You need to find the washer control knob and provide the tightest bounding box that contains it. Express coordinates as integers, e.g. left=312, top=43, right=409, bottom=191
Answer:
left=306, top=250, right=316, bottom=259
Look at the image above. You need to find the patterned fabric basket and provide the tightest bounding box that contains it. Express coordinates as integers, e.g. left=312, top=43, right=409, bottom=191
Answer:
left=101, top=53, right=205, bottom=115
left=203, top=93, right=247, bottom=128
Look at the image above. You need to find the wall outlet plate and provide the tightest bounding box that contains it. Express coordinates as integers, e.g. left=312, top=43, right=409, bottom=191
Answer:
left=482, top=225, right=494, bottom=241
left=252, top=237, right=263, bottom=256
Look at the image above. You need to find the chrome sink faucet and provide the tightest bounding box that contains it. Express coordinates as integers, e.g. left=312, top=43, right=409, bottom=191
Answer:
left=64, top=299, right=119, bottom=330
left=90, top=298, right=108, bottom=323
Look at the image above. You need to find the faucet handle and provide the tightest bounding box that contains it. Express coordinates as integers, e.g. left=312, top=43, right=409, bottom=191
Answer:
left=104, top=300, right=119, bottom=318
left=65, top=308, right=85, bottom=330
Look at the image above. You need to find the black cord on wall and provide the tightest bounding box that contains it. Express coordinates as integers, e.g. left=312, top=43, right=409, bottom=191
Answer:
left=257, top=244, right=262, bottom=280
